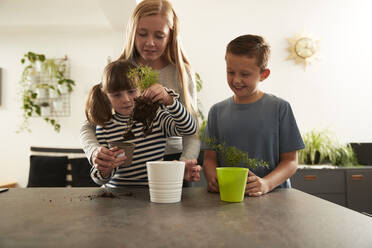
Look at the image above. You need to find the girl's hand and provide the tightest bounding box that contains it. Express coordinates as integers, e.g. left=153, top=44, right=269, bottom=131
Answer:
left=93, top=146, right=127, bottom=176
left=245, top=170, right=270, bottom=197
left=183, top=159, right=201, bottom=182
left=142, top=83, right=173, bottom=106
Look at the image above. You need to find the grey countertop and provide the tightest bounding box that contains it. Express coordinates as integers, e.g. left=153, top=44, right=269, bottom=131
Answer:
left=1, top=187, right=371, bottom=248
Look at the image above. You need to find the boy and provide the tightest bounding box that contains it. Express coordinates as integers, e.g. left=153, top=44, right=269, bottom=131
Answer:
left=202, top=34, right=305, bottom=196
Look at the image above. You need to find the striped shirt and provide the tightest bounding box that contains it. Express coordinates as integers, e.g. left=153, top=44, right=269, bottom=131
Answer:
left=90, top=98, right=196, bottom=187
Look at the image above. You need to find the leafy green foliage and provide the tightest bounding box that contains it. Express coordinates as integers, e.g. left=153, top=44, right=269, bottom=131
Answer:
left=58, top=79, right=75, bottom=93
left=17, top=52, right=73, bottom=133
left=203, top=137, right=269, bottom=170
left=127, top=65, right=159, bottom=91
left=298, top=129, right=358, bottom=167
left=195, top=72, right=206, bottom=123
left=21, top=52, right=45, bottom=64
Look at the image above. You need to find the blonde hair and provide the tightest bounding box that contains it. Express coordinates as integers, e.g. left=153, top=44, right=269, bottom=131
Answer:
left=85, top=60, right=136, bottom=126
left=118, top=0, right=193, bottom=113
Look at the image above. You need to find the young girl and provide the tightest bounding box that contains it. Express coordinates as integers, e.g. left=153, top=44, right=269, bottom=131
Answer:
left=86, top=60, right=199, bottom=187
left=80, top=0, right=200, bottom=173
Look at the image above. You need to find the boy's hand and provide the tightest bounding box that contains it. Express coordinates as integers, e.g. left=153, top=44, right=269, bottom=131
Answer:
left=183, top=159, right=201, bottom=182
left=207, top=176, right=219, bottom=193
left=142, top=83, right=173, bottom=106
left=245, top=170, right=270, bottom=197
left=205, top=172, right=219, bottom=193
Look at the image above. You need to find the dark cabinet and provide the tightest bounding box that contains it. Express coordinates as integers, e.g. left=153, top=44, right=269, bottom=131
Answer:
left=291, top=166, right=372, bottom=214
left=291, top=169, right=346, bottom=207
left=346, top=169, right=372, bottom=213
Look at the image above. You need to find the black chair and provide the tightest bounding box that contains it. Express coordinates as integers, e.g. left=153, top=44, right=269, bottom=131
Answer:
left=28, top=155, right=68, bottom=187
left=28, top=147, right=98, bottom=187
left=350, top=143, right=372, bottom=165
left=69, top=158, right=97, bottom=187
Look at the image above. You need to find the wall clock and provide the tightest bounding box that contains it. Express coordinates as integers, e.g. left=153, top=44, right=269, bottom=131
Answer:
left=287, top=34, right=320, bottom=70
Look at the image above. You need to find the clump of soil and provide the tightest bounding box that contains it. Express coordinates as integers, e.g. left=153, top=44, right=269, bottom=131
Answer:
left=123, top=97, right=160, bottom=139
left=78, top=191, right=134, bottom=201
left=120, top=192, right=134, bottom=197
left=81, top=192, right=118, bottom=200
left=98, top=192, right=117, bottom=198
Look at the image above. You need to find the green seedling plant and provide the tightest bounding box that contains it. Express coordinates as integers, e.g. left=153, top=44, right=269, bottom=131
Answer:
left=203, top=137, right=269, bottom=170
left=128, top=65, right=159, bottom=91
left=124, top=65, right=160, bottom=139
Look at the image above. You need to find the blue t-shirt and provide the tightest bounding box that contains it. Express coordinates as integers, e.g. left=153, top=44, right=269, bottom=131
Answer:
left=202, top=93, right=305, bottom=188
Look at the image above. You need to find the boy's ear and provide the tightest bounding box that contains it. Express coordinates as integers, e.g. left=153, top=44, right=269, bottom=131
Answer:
left=260, top=69, right=270, bottom=81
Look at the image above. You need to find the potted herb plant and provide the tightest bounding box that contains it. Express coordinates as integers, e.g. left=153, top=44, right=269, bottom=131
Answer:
left=203, top=137, right=268, bottom=170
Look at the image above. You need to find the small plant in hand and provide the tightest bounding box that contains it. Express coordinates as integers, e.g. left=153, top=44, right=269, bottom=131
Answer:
left=125, top=65, right=161, bottom=139
left=204, top=137, right=269, bottom=170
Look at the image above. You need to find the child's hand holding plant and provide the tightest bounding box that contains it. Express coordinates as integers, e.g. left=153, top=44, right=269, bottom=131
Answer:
left=141, top=83, right=174, bottom=106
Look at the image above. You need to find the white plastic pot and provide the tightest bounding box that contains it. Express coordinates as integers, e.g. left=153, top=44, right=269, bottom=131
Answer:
left=49, top=88, right=59, bottom=98
left=34, top=61, right=42, bottom=72
left=35, top=88, right=48, bottom=99
left=58, top=84, right=69, bottom=94
left=41, top=106, right=51, bottom=117
left=53, top=100, right=64, bottom=112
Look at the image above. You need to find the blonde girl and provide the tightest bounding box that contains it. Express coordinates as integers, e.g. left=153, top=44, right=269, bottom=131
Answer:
left=80, top=0, right=200, bottom=175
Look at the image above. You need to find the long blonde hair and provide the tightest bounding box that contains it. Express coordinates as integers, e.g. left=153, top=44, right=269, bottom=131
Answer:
left=118, top=0, right=193, bottom=113
left=85, top=60, right=136, bottom=126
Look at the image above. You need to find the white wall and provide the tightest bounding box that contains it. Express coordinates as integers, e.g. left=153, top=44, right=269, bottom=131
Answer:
left=1, top=0, right=371, bottom=187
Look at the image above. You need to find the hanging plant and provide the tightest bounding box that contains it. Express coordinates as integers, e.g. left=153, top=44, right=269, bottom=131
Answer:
left=17, top=52, right=74, bottom=133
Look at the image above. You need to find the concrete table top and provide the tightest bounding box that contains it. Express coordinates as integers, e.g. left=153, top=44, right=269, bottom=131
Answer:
left=0, top=187, right=371, bottom=248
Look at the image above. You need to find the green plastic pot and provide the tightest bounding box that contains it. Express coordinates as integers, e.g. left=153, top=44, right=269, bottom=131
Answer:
left=216, top=167, right=249, bottom=202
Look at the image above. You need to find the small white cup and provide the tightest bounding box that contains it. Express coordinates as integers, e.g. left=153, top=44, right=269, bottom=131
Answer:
left=146, top=161, right=185, bottom=203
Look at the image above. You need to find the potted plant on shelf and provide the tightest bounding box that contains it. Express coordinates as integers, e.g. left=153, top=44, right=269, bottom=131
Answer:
left=57, top=78, right=75, bottom=94
left=21, top=52, right=45, bottom=72
left=35, top=83, right=49, bottom=99
left=20, top=52, right=46, bottom=88
left=40, top=102, right=51, bottom=117
left=42, top=57, right=75, bottom=95
left=298, top=129, right=358, bottom=167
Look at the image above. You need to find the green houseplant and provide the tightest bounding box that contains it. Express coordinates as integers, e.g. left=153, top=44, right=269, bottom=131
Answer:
left=18, top=52, right=75, bottom=133
left=298, top=129, right=358, bottom=167
left=195, top=72, right=207, bottom=138
left=202, top=137, right=268, bottom=170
